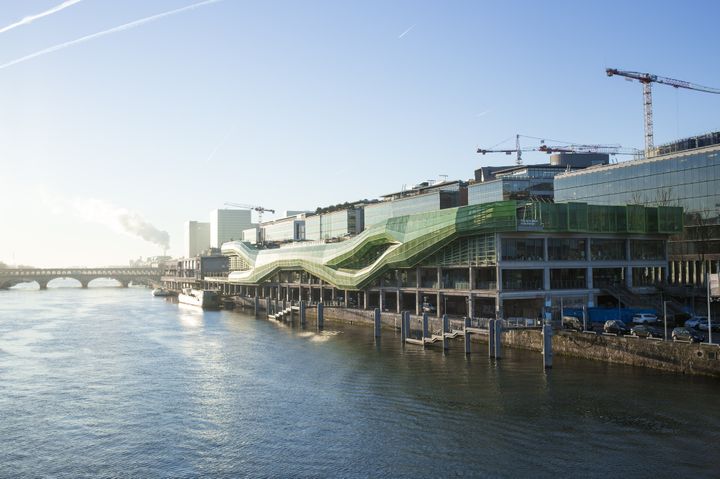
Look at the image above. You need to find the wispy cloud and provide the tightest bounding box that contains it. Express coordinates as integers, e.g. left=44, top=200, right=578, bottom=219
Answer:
left=475, top=109, right=492, bottom=118
left=398, top=24, right=415, bottom=39
left=0, top=0, right=84, bottom=35
left=0, top=0, right=224, bottom=71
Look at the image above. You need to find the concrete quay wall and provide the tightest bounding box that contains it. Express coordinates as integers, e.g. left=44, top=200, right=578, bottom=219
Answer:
left=230, top=298, right=720, bottom=378
left=501, top=329, right=720, bottom=378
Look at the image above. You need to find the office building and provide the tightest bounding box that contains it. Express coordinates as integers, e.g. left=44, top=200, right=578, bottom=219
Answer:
left=554, top=131, right=720, bottom=286
left=210, top=209, right=253, bottom=248
left=184, top=221, right=210, bottom=258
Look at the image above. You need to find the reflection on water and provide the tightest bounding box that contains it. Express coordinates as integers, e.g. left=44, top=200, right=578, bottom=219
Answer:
left=0, top=287, right=719, bottom=478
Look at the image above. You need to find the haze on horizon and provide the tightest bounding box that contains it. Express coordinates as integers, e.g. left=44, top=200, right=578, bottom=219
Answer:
left=1, top=0, right=718, bottom=268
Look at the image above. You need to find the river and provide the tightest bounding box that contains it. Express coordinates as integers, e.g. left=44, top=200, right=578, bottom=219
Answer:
left=1, top=284, right=719, bottom=478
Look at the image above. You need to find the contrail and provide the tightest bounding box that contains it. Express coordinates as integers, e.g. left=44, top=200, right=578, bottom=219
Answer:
left=398, top=24, right=415, bottom=39
left=205, top=125, right=235, bottom=163
left=0, top=0, right=84, bottom=35
left=0, top=0, right=224, bottom=71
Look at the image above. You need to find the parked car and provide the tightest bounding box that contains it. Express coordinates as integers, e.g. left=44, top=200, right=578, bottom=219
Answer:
left=695, top=320, right=720, bottom=333
left=671, top=327, right=704, bottom=343
left=632, top=313, right=658, bottom=324
left=604, top=320, right=630, bottom=335
left=684, top=316, right=708, bottom=329
left=630, top=324, right=663, bottom=339
left=563, top=316, right=590, bottom=332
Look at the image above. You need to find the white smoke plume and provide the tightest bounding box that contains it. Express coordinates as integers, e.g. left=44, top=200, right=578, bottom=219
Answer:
left=0, top=0, right=84, bottom=35
left=0, top=0, right=224, bottom=70
left=71, top=198, right=171, bottom=250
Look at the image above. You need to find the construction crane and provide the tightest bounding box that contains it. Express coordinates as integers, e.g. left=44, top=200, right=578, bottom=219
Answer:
left=537, top=143, right=642, bottom=157
left=606, top=68, right=720, bottom=156
left=478, top=134, right=641, bottom=163
left=477, top=134, right=532, bottom=165
left=223, top=202, right=275, bottom=224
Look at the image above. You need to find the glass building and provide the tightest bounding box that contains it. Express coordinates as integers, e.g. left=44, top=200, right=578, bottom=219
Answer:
left=554, top=131, right=720, bottom=286
left=364, top=181, right=462, bottom=228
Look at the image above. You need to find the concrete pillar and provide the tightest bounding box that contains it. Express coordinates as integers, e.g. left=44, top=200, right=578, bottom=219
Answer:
left=422, top=312, right=429, bottom=338
left=396, top=291, right=401, bottom=314
left=317, top=302, right=324, bottom=330
left=442, top=314, right=449, bottom=351
left=300, top=300, right=307, bottom=326
left=625, top=266, right=633, bottom=288
left=464, top=317, right=471, bottom=355
left=587, top=267, right=593, bottom=290
left=468, top=293, right=475, bottom=319
left=469, top=266, right=476, bottom=292
left=254, top=295, right=259, bottom=316
left=38, top=280, right=48, bottom=290
left=374, top=308, right=381, bottom=337
left=266, top=297, right=271, bottom=315
left=363, top=291, right=368, bottom=310
left=415, top=291, right=420, bottom=315
left=81, top=280, right=89, bottom=289
left=542, top=323, right=553, bottom=369
left=436, top=292, right=442, bottom=318
left=378, top=290, right=384, bottom=312
left=488, top=319, right=496, bottom=358
left=400, top=310, right=407, bottom=343
left=543, top=268, right=550, bottom=291
left=344, top=290, right=349, bottom=308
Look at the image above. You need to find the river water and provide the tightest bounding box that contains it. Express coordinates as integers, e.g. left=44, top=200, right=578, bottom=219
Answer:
left=1, top=284, right=719, bottom=478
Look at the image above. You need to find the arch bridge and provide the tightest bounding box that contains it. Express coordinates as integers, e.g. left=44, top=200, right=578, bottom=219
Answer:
left=0, top=268, right=162, bottom=290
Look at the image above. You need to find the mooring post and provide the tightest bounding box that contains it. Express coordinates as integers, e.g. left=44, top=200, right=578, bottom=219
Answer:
left=464, top=317, right=471, bottom=355
left=300, top=300, right=306, bottom=326
left=374, top=308, right=381, bottom=338
left=542, top=323, right=553, bottom=369
left=254, top=295, right=260, bottom=316
left=442, top=314, right=449, bottom=351
left=422, top=312, right=429, bottom=339
left=494, top=319, right=503, bottom=359
left=400, top=310, right=407, bottom=343
left=488, top=319, right=496, bottom=358
left=405, top=311, right=411, bottom=341
left=317, top=302, right=324, bottom=330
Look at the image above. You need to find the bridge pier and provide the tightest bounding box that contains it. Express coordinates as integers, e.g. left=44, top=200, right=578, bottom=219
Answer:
left=37, top=280, right=48, bottom=290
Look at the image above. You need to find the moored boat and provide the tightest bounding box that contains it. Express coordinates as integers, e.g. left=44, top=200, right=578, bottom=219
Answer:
left=152, top=287, right=177, bottom=297
left=178, top=289, right=220, bottom=309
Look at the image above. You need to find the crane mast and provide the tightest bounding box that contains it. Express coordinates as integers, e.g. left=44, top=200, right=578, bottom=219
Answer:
left=606, top=68, right=720, bottom=157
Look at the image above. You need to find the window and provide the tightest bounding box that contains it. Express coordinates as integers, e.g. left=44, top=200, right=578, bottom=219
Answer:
left=548, top=238, right=586, bottom=261
left=501, top=238, right=544, bottom=261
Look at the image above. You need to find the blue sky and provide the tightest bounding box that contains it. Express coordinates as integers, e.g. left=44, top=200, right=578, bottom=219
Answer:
left=1, top=0, right=718, bottom=266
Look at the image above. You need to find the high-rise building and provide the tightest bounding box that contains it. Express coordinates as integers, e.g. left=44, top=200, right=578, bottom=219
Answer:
left=184, top=221, right=210, bottom=258
left=210, top=209, right=253, bottom=248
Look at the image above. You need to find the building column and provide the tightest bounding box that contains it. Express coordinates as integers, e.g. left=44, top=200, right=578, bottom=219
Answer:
left=436, top=292, right=442, bottom=318
left=379, top=289, right=384, bottom=311
left=587, top=266, right=593, bottom=290
left=363, top=291, right=368, bottom=310
left=625, top=267, right=633, bottom=288
left=543, top=268, right=551, bottom=291
left=437, top=267, right=442, bottom=289
left=396, top=290, right=401, bottom=314
left=344, top=290, right=349, bottom=308
left=468, top=293, right=475, bottom=318
left=415, top=290, right=420, bottom=315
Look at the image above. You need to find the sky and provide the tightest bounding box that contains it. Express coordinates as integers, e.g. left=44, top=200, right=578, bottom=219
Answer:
left=1, top=0, right=719, bottom=267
